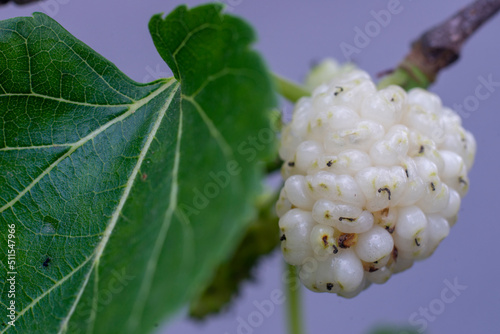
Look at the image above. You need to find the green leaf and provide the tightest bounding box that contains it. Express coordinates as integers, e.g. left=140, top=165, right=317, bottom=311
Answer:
left=0, top=4, right=276, bottom=334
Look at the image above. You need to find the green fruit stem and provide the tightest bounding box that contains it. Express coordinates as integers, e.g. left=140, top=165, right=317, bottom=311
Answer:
left=286, top=263, right=305, bottom=334
left=273, top=74, right=311, bottom=103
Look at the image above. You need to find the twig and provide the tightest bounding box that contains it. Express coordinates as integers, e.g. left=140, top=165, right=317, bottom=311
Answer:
left=0, top=0, right=40, bottom=4
left=379, top=0, right=500, bottom=90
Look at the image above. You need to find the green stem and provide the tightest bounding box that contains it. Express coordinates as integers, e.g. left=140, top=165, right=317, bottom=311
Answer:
left=377, top=66, right=430, bottom=91
left=273, top=74, right=311, bottom=103
left=285, top=263, right=305, bottom=334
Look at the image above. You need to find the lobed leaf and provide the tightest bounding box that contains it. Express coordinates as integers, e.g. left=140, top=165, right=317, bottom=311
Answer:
left=0, top=4, right=277, bottom=333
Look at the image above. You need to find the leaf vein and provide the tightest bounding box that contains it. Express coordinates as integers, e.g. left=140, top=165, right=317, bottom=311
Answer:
left=0, top=93, right=134, bottom=108
left=47, top=26, right=133, bottom=103
left=0, top=252, right=95, bottom=334
left=0, top=80, right=176, bottom=214
left=59, top=82, right=180, bottom=333
left=125, top=88, right=183, bottom=332
left=172, top=23, right=217, bottom=59
left=85, top=263, right=99, bottom=334
left=182, top=95, right=233, bottom=159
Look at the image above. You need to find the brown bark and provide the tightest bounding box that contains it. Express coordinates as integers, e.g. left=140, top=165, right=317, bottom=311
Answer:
left=402, top=0, right=500, bottom=84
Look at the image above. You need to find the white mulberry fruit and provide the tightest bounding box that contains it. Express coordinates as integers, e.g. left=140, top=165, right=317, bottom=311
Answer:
left=277, top=61, right=476, bottom=297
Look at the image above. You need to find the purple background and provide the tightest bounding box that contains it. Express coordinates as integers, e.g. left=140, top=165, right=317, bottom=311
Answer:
left=1, top=1, right=499, bottom=333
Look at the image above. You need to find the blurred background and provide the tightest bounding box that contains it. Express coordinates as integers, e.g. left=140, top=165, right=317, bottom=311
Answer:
left=1, top=1, right=499, bottom=333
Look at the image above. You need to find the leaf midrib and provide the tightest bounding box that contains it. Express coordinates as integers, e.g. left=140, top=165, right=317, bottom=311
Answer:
left=59, top=80, right=180, bottom=333
left=125, top=94, right=184, bottom=333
